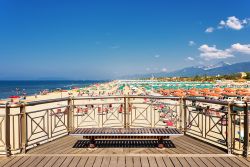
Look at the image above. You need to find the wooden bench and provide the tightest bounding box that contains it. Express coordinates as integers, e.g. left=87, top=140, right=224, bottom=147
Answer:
left=70, top=128, right=183, bottom=148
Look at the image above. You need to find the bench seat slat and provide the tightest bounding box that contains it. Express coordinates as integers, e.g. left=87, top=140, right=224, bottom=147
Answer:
left=70, top=128, right=183, bottom=137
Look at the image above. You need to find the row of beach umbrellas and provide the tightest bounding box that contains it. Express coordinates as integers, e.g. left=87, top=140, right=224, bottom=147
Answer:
left=158, top=88, right=250, bottom=97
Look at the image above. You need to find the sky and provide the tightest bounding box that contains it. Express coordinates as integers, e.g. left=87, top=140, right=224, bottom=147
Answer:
left=0, top=0, right=250, bottom=80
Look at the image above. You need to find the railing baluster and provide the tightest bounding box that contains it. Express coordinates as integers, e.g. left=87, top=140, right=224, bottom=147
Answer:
left=127, top=97, right=130, bottom=128
left=227, top=103, right=233, bottom=154
left=20, top=103, right=27, bottom=153
left=5, top=103, right=11, bottom=156
left=150, top=99, right=153, bottom=128
left=123, top=97, right=126, bottom=128
left=47, top=109, right=49, bottom=139
left=50, top=109, right=52, bottom=139
left=243, top=102, right=249, bottom=157
left=102, top=104, right=104, bottom=127
left=67, top=98, right=74, bottom=132
left=179, top=98, right=183, bottom=130
left=183, top=99, right=187, bottom=134
left=12, top=115, right=15, bottom=151
left=72, top=99, right=75, bottom=129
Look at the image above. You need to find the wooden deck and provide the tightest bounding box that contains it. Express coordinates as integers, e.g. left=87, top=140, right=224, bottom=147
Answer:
left=0, top=135, right=249, bottom=167
left=0, top=155, right=249, bottom=167
left=27, top=135, right=226, bottom=155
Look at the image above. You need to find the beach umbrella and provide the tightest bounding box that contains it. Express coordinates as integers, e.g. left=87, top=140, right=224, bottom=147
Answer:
left=84, top=108, right=88, bottom=114
left=187, top=89, right=197, bottom=94
left=189, top=92, right=201, bottom=97
left=98, top=106, right=102, bottom=113
left=241, top=88, right=248, bottom=92
left=201, top=88, right=210, bottom=93
left=103, top=107, right=108, bottom=113
left=9, top=95, right=20, bottom=98
left=224, top=88, right=235, bottom=92
left=213, top=87, right=223, bottom=93
left=223, top=92, right=237, bottom=96
left=77, top=107, right=83, bottom=113
left=119, top=105, right=123, bottom=113
left=173, top=92, right=185, bottom=97
left=166, top=121, right=174, bottom=127
left=209, top=93, right=220, bottom=97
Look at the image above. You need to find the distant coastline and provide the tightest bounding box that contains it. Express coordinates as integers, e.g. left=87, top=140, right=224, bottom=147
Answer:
left=0, top=80, right=107, bottom=99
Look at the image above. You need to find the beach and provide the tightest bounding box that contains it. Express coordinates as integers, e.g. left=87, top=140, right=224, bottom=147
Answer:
left=0, top=80, right=249, bottom=152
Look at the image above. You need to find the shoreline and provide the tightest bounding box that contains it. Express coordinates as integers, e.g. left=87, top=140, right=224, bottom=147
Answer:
left=0, top=80, right=108, bottom=101
left=0, top=80, right=249, bottom=105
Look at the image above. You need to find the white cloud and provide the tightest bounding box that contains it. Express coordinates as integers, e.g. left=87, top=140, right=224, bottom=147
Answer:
left=188, top=41, right=196, bottom=46
left=231, top=43, right=250, bottom=54
left=243, top=19, right=248, bottom=24
left=208, top=16, right=249, bottom=32
left=199, top=44, right=234, bottom=60
left=199, top=43, right=250, bottom=60
left=146, top=68, right=151, bottom=71
left=205, top=27, right=214, bottom=33
left=161, top=68, right=167, bottom=72
left=219, top=20, right=226, bottom=26
left=217, top=20, right=225, bottom=29
left=154, top=54, right=160, bottom=58
left=219, top=16, right=249, bottom=30
left=225, top=16, right=244, bottom=30
left=186, top=57, right=195, bottom=61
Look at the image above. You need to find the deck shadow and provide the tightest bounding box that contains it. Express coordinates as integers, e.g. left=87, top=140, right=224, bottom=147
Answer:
left=73, top=140, right=176, bottom=148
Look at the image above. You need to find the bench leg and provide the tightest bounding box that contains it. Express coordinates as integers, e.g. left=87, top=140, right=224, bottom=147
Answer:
left=89, top=137, right=96, bottom=148
left=158, top=137, right=164, bottom=149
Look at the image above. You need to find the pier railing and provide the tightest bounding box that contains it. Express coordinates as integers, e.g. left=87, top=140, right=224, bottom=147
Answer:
left=0, top=96, right=249, bottom=157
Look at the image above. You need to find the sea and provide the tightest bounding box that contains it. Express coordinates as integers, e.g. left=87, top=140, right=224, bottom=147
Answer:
left=0, top=80, right=105, bottom=99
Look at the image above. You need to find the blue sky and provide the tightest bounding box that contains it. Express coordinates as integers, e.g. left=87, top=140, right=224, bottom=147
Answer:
left=0, top=0, right=250, bottom=80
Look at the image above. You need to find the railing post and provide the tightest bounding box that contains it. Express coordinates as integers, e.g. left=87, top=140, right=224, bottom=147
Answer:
left=183, top=98, right=187, bottom=135
left=20, top=103, right=27, bottom=153
left=67, top=98, right=74, bottom=132
left=151, top=97, right=154, bottom=128
left=5, top=103, right=11, bottom=157
left=227, top=103, right=233, bottom=154
left=204, top=106, right=209, bottom=138
left=243, top=102, right=249, bottom=157
left=127, top=97, right=131, bottom=128
left=123, top=97, right=127, bottom=128
left=179, top=98, right=183, bottom=130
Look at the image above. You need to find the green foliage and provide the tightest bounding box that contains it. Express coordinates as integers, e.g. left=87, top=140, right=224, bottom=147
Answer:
left=144, top=72, right=250, bottom=82
left=244, top=72, right=250, bottom=79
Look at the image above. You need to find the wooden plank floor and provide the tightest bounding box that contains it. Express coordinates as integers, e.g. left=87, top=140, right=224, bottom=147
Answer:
left=0, top=155, right=249, bottom=167
left=26, top=135, right=227, bottom=155
left=0, top=135, right=250, bottom=167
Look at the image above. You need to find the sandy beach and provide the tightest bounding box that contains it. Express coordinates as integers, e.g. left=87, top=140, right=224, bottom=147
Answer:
left=0, top=80, right=249, bottom=155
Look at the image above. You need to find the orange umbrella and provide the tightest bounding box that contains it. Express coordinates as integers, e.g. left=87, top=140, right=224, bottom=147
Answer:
left=223, top=92, right=236, bottom=96
left=224, top=88, right=235, bottom=92
left=213, top=87, right=223, bottom=93
left=201, top=88, right=210, bottom=93
left=189, top=92, right=201, bottom=96
left=238, top=92, right=250, bottom=96
left=209, top=92, right=220, bottom=97
left=188, top=90, right=197, bottom=94
left=173, top=92, right=185, bottom=97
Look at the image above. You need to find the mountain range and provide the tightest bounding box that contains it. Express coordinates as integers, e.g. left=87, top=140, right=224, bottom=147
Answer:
left=123, top=61, right=250, bottom=79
